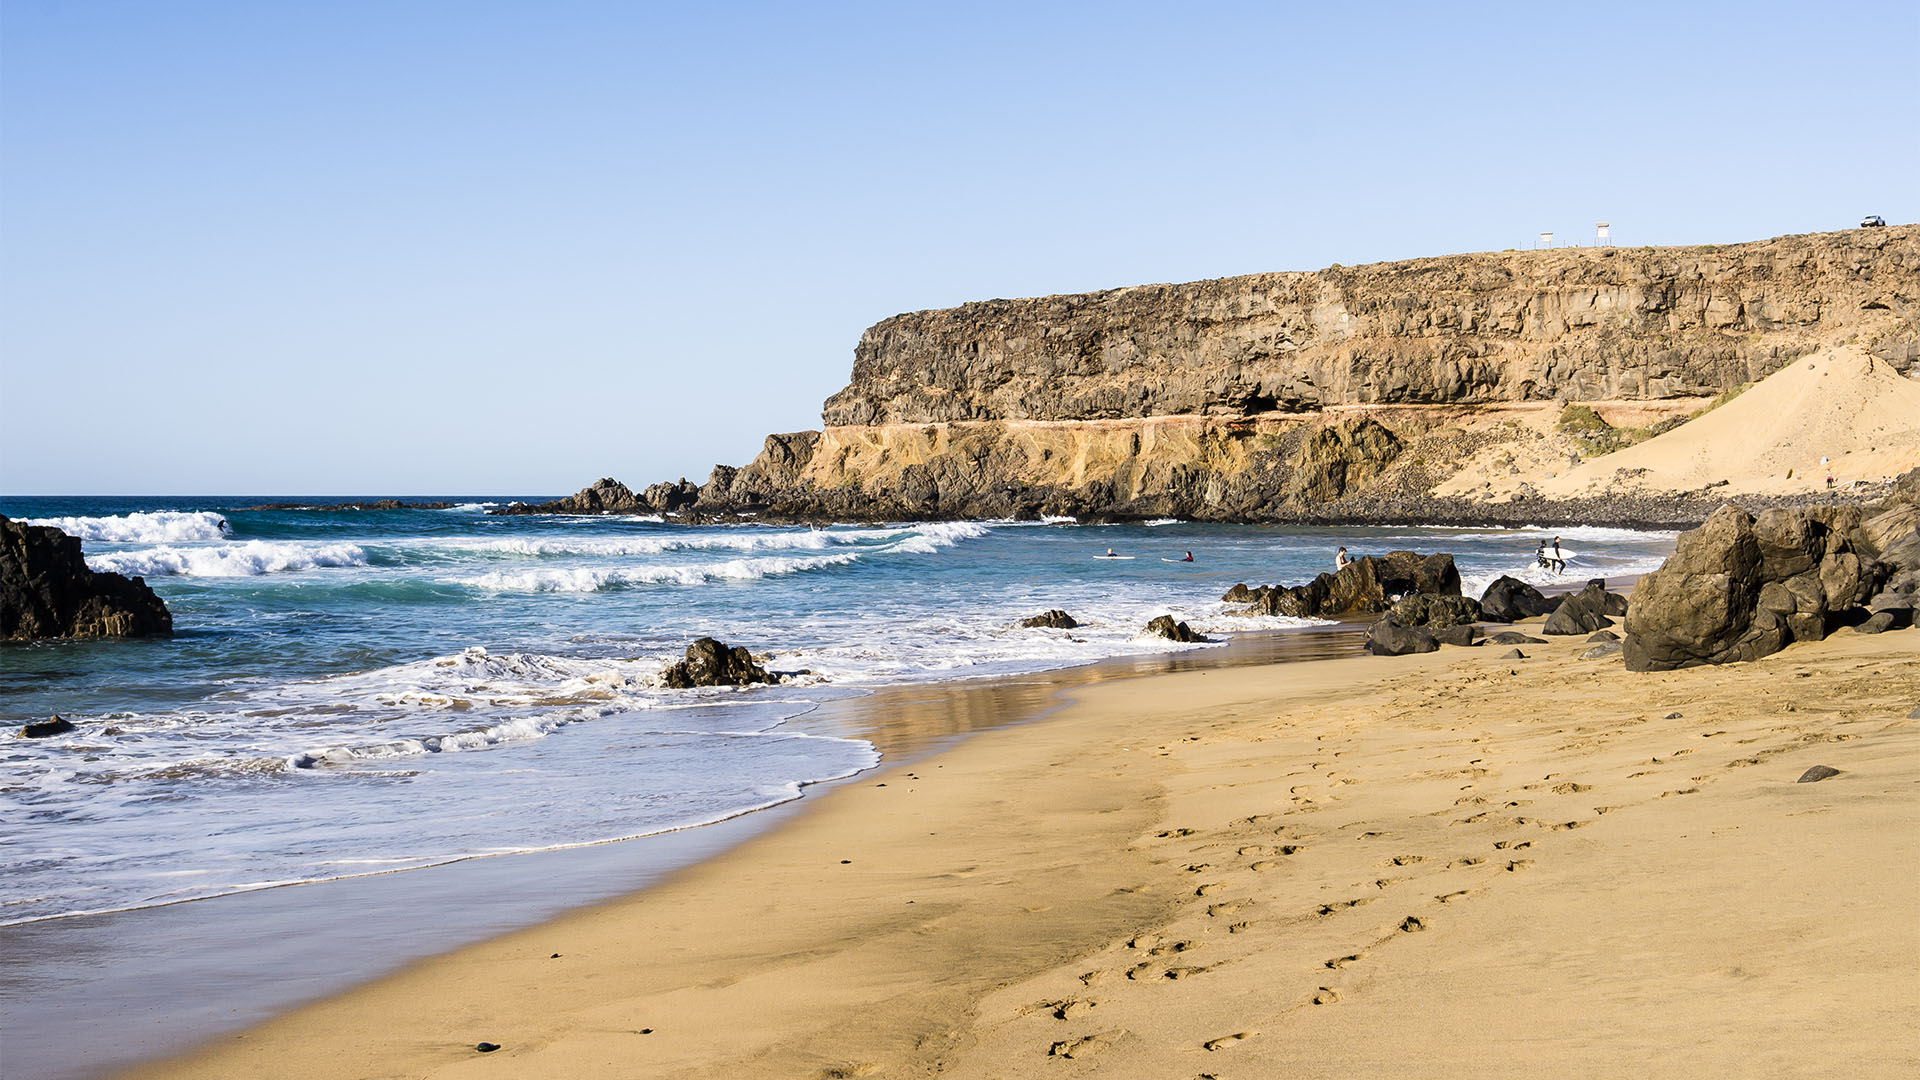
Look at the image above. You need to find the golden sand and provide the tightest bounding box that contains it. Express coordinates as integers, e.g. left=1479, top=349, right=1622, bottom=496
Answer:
left=123, top=625, right=1920, bottom=1079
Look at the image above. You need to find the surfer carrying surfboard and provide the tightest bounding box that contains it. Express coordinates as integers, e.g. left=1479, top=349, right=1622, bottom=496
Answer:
left=1550, top=536, right=1566, bottom=573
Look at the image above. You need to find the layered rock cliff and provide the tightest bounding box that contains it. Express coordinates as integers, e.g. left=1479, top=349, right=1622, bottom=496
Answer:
left=508, top=226, right=1918, bottom=523
left=2, top=517, right=173, bottom=641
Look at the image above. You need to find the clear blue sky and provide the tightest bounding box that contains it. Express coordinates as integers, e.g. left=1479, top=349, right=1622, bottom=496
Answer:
left=3, top=1, right=1913, bottom=495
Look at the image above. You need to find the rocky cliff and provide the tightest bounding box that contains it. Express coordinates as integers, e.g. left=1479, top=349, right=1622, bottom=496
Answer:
left=508, top=226, right=1918, bottom=523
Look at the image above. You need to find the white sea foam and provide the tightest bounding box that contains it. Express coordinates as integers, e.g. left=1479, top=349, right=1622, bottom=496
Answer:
left=1144, top=518, right=1181, bottom=526
left=21, top=511, right=230, bottom=543
left=454, top=551, right=863, bottom=591
left=87, top=541, right=368, bottom=578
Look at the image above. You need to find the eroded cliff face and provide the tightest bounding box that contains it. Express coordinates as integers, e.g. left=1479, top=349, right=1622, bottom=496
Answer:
left=824, top=227, right=1918, bottom=425
left=511, top=227, right=1917, bottom=523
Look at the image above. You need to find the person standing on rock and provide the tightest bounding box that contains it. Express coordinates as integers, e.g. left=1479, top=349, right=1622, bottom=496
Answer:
left=1335, top=546, right=1352, bottom=572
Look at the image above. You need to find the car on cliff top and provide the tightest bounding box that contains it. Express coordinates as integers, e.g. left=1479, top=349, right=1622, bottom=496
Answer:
left=1860, top=214, right=1886, bottom=227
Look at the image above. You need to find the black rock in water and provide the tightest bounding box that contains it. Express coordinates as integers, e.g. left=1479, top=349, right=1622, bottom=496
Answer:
left=19, top=717, right=75, bottom=738
left=1795, top=765, right=1841, bottom=783
left=1145, top=615, right=1207, bottom=642
left=662, top=638, right=771, bottom=688
left=1021, top=609, right=1079, bottom=629
left=2, top=516, right=173, bottom=642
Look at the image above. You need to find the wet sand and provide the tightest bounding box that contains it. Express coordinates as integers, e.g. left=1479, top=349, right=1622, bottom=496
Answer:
left=1, top=626, right=1363, bottom=1080
left=112, top=620, right=1919, bottom=1079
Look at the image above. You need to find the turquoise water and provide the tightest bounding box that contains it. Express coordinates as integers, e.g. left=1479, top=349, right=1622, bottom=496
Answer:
left=0, top=496, right=1676, bottom=926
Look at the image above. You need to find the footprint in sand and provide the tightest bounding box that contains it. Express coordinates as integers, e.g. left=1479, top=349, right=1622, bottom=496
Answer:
left=1196, top=883, right=1226, bottom=896
left=1147, top=941, right=1196, bottom=956
left=1156, top=828, right=1198, bottom=838
left=1228, top=921, right=1253, bottom=933
left=1550, top=820, right=1589, bottom=831
left=1399, top=916, right=1428, bottom=932
left=1435, top=889, right=1476, bottom=903
left=1388, top=855, right=1425, bottom=866
left=1278, top=844, right=1304, bottom=855
left=1505, top=859, right=1534, bottom=872
left=1661, top=788, right=1700, bottom=797
left=1207, top=902, right=1246, bottom=918
left=1249, top=860, right=1282, bottom=871
left=1203, top=1032, right=1256, bottom=1051
left=1448, top=856, right=1484, bottom=868
left=1049, top=1031, right=1122, bottom=1059
left=1323, top=953, right=1364, bottom=969
left=1312, top=986, right=1342, bottom=1004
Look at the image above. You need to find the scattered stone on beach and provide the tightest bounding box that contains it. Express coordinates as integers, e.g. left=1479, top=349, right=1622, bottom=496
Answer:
left=661, top=637, right=772, bottom=688
left=474, top=1042, right=501, bottom=1053
left=1145, top=615, right=1208, bottom=643
left=1487, top=631, right=1545, bottom=645
left=1580, top=641, right=1624, bottom=659
left=1391, top=593, right=1482, bottom=630
left=1365, top=616, right=1438, bottom=656
left=1500, top=648, right=1527, bottom=659
left=1542, top=581, right=1622, bottom=636
left=1432, top=624, right=1480, bottom=647
left=2, top=516, right=173, bottom=642
left=18, top=716, right=75, bottom=738
left=1795, top=765, right=1841, bottom=783
left=1020, top=609, right=1079, bottom=629
left=1587, top=629, right=1621, bottom=643
left=1854, top=611, right=1901, bottom=634
left=1477, top=575, right=1560, bottom=623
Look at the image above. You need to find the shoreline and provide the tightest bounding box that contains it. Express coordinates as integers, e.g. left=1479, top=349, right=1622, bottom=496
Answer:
left=0, top=625, right=1366, bottom=1080
left=110, top=617, right=1920, bottom=1078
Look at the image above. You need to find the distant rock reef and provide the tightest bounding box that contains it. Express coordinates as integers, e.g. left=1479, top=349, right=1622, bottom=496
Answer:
left=500, top=226, right=1918, bottom=524
left=2, top=516, right=172, bottom=642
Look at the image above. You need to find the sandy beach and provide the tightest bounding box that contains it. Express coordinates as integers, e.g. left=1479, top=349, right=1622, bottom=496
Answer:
left=119, top=617, right=1920, bottom=1080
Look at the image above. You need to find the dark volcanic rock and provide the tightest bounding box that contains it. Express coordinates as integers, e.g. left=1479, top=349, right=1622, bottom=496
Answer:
left=1365, top=616, right=1438, bottom=656
left=661, top=638, right=771, bottom=689
left=19, top=717, right=75, bottom=738
left=1621, top=497, right=1916, bottom=670
left=494, top=478, right=654, bottom=516
left=2, top=516, right=173, bottom=642
left=1432, top=624, right=1480, bottom=647
left=1795, top=765, right=1841, bottom=783
left=1854, top=610, right=1905, bottom=634
left=1020, top=609, right=1079, bottom=629
left=1587, top=629, right=1621, bottom=643
left=1236, top=551, right=1460, bottom=620
left=1541, top=582, right=1622, bottom=636
left=1477, top=576, right=1560, bottom=622
left=1500, top=648, right=1527, bottom=659
left=1487, top=631, right=1546, bottom=645
left=1580, top=641, right=1623, bottom=659
left=1391, top=593, right=1482, bottom=630
left=1145, top=615, right=1207, bottom=642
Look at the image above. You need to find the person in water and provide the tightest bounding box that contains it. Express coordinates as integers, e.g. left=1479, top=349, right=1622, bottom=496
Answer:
left=1535, top=539, right=1551, bottom=570
left=1106, top=547, right=1117, bottom=557
left=1181, top=551, right=1194, bottom=562
left=1550, top=536, right=1566, bottom=573
left=1335, top=546, right=1352, bottom=572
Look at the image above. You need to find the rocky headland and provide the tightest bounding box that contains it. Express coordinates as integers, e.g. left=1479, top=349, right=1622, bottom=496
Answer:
left=505, top=226, right=1918, bottom=526
left=1, top=516, right=173, bottom=642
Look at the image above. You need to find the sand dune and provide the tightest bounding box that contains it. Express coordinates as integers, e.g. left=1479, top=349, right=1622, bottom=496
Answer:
left=1536, top=346, right=1920, bottom=497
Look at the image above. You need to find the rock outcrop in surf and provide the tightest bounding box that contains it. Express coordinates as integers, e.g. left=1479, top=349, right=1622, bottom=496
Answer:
left=1, top=516, right=173, bottom=642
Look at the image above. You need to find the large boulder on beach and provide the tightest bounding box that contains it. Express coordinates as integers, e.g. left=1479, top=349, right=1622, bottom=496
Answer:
left=2, top=516, right=173, bottom=642
left=1391, top=593, right=1482, bottom=630
left=1541, top=582, right=1622, bottom=636
left=1231, top=551, right=1460, bottom=619
left=662, top=637, right=772, bottom=688
left=1145, top=615, right=1208, bottom=642
left=1365, top=616, right=1439, bottom=656
left=1477, top=575, right=1560, bottom=623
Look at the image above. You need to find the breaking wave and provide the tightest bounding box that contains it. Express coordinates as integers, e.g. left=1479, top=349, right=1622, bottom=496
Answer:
left=454, top=551, right=864, bottom=591
left=87, top=541, right=369, bottom=578
left=21, top=511, right=230, bottom=543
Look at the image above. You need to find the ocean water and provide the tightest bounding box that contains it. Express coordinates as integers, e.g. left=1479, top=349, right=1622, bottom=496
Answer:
left=0, top=497, right=1676, bottom=926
